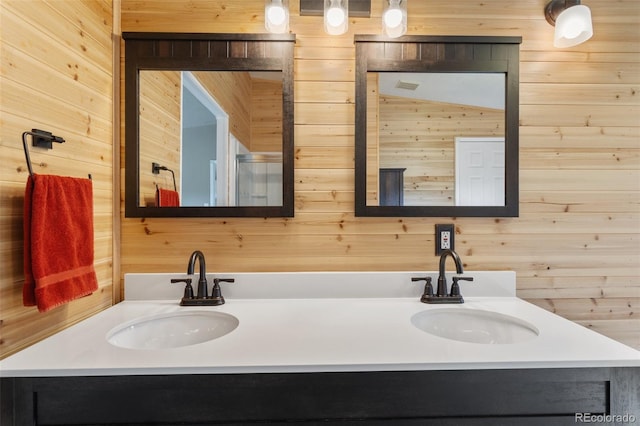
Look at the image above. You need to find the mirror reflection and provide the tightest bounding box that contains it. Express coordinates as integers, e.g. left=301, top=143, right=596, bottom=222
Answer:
left=366, top=72, right=506, bottom=207
left=139, top=70, right=283, bottom=208
left=354, top=35, right=521, bottom=218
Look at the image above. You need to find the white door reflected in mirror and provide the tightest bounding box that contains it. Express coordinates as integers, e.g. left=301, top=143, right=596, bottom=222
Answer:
left=455, top=137, right=505, bottom=206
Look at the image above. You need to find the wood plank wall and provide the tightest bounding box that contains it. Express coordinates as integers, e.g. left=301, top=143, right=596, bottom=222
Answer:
left=139, top=70, right=181, bottom=205
left=120, top=0, right=639, bottom=350
left=192, top=71, right=253, bottom=147
left=0, top=0, right=114, bottom=358
left=366, top=73, right=380, bottom=204
left=251, top=77, right=284, bottom=152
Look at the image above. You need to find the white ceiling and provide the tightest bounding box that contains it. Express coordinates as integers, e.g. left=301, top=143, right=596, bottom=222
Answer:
left=378, top=72, right=505, bottom=110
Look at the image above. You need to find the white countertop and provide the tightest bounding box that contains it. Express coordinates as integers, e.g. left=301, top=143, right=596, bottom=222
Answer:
left=1, top=271, right=638, bottom=377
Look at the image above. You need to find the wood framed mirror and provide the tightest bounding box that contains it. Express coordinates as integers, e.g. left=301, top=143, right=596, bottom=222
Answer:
left=355, top=35, right=522, bottom=217
left=124, top=32, right=295, bottom=217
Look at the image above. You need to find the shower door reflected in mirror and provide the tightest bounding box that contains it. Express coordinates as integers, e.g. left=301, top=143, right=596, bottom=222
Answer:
left=366, top=72, right=505, bottom=207
left=236, top=153, right=283, bottom=206
left=139, top=70, right=283, bottom=208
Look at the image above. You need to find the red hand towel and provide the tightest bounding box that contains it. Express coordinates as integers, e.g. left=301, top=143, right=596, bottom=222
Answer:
left=23, top=175, right=99, bottom=312
left=156, top=188, right=180, bottom=207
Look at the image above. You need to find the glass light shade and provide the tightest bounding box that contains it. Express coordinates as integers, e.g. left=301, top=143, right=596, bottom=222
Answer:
left=554, top=4, right=593, bottom=48
left=265, top=0, right=289, bottom=34
left=383, top=0, right=407, bottom=38
left=325, top=0, right=348, bottom=35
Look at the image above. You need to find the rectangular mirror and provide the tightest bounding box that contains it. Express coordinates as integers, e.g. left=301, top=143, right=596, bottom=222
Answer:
left=367, top=72, right=506, bottom=207
left=124, top=33, right=295, bottom=217
left=139, top=70, right=283, bottom=208
left=355, top=35, right=522, bottom=217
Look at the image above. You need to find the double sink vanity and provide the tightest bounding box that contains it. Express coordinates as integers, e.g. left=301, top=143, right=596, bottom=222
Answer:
left=2, top=255, right=639, bottom=425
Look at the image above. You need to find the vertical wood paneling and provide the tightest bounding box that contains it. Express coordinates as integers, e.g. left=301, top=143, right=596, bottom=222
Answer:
left=119, top=0, right=639, bottom=350
left=0, top=0, right=114, bottom=358
left=366, top=72, right=380, bottom=205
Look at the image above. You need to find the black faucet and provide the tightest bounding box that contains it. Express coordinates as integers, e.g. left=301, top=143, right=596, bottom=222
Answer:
left=187, top=250, right=208, bottom=299
left=416, top=249, right=473, bottom=304
left=171, top=250, right=234, bottom=306
left=437, top=249, right=463, bottom=297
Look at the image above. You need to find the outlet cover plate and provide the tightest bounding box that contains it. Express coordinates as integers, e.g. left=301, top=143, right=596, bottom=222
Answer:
left=435, top=224, right=455, bottom=255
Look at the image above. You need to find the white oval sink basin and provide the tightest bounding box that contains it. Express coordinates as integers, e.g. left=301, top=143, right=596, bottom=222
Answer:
left=411, top=308, right=539, bottom=344
left=107, top=311, right=239, bottom=350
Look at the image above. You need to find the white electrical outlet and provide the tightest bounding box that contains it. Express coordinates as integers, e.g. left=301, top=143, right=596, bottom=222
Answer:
left=441, top=231, right=451, bottom=250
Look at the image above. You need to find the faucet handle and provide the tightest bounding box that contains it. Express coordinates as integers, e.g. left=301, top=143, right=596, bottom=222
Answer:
left=171, top=278, right=194, bottom=299
left=210, top=278, right=235, bottom=305
left=450, top=276, right=473, bottom=297
left=412, top=276, right=434, bottom=297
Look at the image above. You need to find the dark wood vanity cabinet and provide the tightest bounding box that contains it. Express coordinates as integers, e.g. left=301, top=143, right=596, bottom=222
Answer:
left=2, top=367, right=638, bottom=425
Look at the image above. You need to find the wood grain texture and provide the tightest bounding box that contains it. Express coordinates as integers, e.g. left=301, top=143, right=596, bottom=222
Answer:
left=0, top=0, right=114, bottom=358
left=251, top=77, right=284, bottom=152
left=119, top=0, right=639, bottom=350
left=193, top=71, right=253, bottom=147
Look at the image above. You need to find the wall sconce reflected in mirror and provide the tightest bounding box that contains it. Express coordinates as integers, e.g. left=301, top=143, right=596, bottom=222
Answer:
left=265, top=0, right=290, bottom=34
left=325, top=0, right=349, bottom=35
left=382, top=0, right=407, bottom=38
left=545, top=0, right=593, bottom=48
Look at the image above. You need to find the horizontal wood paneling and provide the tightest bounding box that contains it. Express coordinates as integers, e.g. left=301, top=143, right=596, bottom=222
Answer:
left=117, top=0, right=639, bottom=351
left=0, top=0, right=114, bottom=358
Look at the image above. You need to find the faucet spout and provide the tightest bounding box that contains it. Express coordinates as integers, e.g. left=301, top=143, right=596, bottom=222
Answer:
left=173, top=250, right=233, bottom=306
left=187, top=250, right=208, bottom=298
left=412, top=248, right=472, bottom=304
left=437, top=249, right=464, bottom=297
left=439, top=249, right=464, bottom=274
